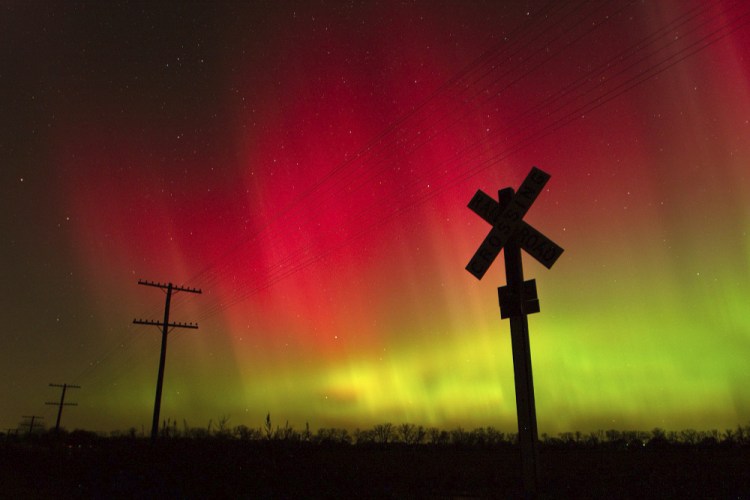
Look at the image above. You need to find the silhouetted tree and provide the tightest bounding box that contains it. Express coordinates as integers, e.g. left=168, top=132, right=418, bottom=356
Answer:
left=449, top=427, right=469, bottom=445
left=605, top=429, right=622, bottom=445
left=313, top=427, right=351, bottom=444
left=354, top=428, right=375, bottom=444
left=679, top=429, right=698, bottom=445
left=621, top=430, right=644, bottom=447
left=486, top=427, right=507, bottom=445
left=373, top=423, right=394, bottom=444
left=427, top=427, right=450, bottom=445
left=396, top=423, right=425, bottom=444
left=470, top=427, right=487, bottom=446
left=558, top=432, right=575, bottom=445
left=698, top=430, right=719, bottom=447
left=736, top=424, right=749, bottom=445
left=586, top=430, right=604, bottom=446
left=646, top=429, right=667, bottom=445
left=722, top=428, right=736, bottom=444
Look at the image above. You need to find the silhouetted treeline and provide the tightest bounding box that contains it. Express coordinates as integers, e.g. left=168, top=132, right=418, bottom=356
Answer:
left=3, top=419, right=750, bottom=498
left=7, top=414, right=750, bottom=449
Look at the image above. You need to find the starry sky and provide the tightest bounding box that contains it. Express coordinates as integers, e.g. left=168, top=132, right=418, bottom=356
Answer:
left=2, top=1, right=748, bottom=435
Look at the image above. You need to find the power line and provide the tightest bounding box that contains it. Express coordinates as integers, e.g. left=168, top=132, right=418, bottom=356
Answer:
left=66, top=1, right=573, bottom=392
left=67, top=2, right=748, bottom=404
left=194, top=0, right=620, bottom=317
left=195, top=2, right=749, bottom=320
left=183, top=1, right=589, bottom=299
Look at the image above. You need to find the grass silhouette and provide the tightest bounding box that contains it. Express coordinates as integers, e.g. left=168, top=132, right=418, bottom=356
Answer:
left=2, top=420, right=749, bottom=498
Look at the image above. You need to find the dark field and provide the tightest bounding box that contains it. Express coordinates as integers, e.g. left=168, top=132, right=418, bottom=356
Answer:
left=2, top=437, right=749, bottom=498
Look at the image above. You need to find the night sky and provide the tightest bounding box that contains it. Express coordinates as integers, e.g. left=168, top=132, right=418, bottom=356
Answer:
left=2, top=1, right=748, bottom=435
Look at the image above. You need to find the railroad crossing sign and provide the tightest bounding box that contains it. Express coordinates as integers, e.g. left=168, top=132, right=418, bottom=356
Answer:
left=466, top=166, right=563, bottom=279
left=465, top=166, right=563, bottom=497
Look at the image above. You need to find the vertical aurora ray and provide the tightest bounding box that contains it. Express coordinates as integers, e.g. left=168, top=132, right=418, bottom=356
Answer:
left=4, top=1, right=747, bottom=434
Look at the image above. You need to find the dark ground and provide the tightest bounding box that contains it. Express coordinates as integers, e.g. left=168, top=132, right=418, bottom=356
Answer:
left=2, top=437, right=749, bottom=498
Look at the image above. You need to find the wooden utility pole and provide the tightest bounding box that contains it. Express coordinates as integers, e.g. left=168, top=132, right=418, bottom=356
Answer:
left=133, top=280, right=201, bottom=443
left=22, top=415, right=43, bottom=435
left=45, top=383, right=80, bottom=432
left=465, top=167, right=564, bottom=497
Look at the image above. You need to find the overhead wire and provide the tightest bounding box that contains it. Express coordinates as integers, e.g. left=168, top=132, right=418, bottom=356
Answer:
left=64, top=1, right=748, bottom=412
left=194, top=0, right=612, bottom=318
left=194, top=0, right=748, bottom=321
left=184, top=0, right=568, bottom=296
left=64, top=0, right=578, bottom=395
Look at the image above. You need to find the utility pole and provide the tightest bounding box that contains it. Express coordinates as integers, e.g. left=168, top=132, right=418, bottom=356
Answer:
left=46, top=383, right=80, bottom=432
left=133, top=280, right=201, bottom=443
left=22, top=415, right=44, bottom=435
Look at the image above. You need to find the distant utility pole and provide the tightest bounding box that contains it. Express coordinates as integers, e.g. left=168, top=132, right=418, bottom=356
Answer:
left=133, top=280, right=201, bottom=443
left=22, top=415, right=44, bottom=435
left=45, top=383, right=80, bottom=432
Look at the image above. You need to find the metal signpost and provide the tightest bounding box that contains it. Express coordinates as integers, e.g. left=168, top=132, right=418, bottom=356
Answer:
left=465, top=166, right=563, bottom=497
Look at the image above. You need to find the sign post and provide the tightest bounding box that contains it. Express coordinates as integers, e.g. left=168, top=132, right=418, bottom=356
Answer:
left=465, top=167, right=563, bottom=497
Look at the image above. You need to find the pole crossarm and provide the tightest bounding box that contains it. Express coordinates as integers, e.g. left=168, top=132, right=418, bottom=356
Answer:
left=138, top=279, right=202, bottom=294
left=133, top=319, right=199, bottom=329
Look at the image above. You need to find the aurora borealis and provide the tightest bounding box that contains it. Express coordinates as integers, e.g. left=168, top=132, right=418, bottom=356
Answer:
left=2, top=1, right=749, bottom=435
